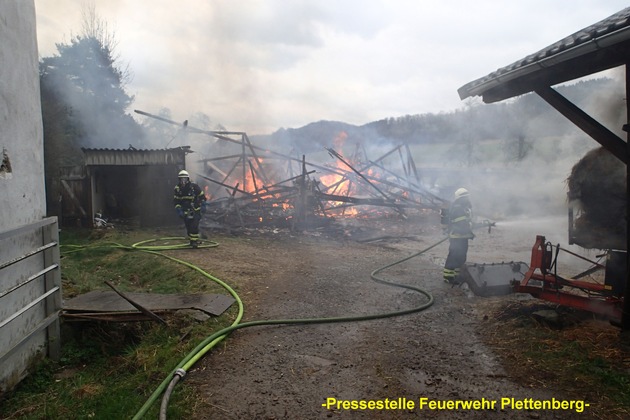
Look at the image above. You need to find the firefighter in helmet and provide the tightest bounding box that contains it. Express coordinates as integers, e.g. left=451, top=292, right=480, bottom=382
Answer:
left=174, top=169, right=206, bottom=248
left=443, top=187, right=474, bottom=284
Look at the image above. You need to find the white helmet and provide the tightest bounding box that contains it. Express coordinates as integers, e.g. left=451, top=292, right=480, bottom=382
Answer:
left=454, top=188, right=469, bottom=199
left=178, top=170, right=189, bottom=178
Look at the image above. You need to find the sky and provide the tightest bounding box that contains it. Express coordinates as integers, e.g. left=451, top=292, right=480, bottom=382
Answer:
left=34, top=0, right=629, bottom=135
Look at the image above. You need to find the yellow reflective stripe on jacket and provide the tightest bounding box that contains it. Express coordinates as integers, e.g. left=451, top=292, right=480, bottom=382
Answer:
left=449, top=233, right=473, bottom=239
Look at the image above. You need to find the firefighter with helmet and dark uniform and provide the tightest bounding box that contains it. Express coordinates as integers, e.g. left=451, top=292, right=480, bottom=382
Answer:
left=174, top=170, right=206, bottom=248
left=443, top=187, right=474, bottom=284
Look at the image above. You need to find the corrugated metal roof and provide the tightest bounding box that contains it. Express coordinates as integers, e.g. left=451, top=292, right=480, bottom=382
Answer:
left=458, top=7, right=630, bottom=102
left=81, top=147, right=189, bottom=166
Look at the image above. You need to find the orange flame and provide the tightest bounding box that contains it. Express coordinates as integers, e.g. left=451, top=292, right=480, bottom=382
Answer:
left=318, top=131, right=361, bottom=217
left=320, top=131, right=353, bottom=195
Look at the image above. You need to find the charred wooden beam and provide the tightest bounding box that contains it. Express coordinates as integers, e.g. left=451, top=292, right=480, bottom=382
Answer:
left=405, top=143, right=420, bottom=182
left=198, top=173, right=253, bottom=197
left=265, top=170, right=316, bottom=188
left=325, top=148, right=406, bottom=217
left=317, top=192, right=423, bottom=209
left=366, top=160, right=445, bottom=206
left=326, top=148, right=391, bottom=201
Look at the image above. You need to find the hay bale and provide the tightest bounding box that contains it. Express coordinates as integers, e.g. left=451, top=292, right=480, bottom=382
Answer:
left=567, top=147, right=626, bottom=249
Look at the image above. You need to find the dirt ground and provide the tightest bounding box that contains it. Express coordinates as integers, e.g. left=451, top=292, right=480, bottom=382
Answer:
left=164, top=211, right=625, bottom=419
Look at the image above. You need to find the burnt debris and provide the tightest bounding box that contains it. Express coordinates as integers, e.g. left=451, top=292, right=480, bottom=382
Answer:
left=135, top=110, right=448, bottom=233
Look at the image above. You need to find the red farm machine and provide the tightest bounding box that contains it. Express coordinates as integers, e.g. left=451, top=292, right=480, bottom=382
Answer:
left=462, top=235, right=626, bottom=325
left=461, top=149, right=627, bottom=326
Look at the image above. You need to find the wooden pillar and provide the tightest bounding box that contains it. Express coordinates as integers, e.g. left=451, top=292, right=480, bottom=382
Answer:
left=623, top=64, right=630, bottom=330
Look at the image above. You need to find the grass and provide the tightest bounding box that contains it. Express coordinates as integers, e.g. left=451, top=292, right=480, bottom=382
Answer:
left=0, top=228, right=237, bottom=420
left=7, top=227, right=628, bottom=419
left=479, top=299, right=630, bottom=419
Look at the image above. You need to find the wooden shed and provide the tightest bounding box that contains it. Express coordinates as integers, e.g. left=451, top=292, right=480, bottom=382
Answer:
left=59, top=146, right=189, bottom=227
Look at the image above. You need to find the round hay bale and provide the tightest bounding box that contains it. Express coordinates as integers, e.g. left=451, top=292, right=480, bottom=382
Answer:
left=567, top=147, right=626, bottom=249
left=567, top=147, right=626, bottom=230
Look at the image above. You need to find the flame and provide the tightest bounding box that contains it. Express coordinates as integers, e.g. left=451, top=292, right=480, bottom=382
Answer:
left=332, top=131, right=347, bottom=148
left=320, top=131, right=353, bottom=196
left=205, top=130, right=398, bottom=221
left=317, top=131, right=363, bottom=217
left=342, top=206, right=359, bottom=217
left=319, top=160, right=352, bottom=195
left=242, top=160, right=260, bottom=193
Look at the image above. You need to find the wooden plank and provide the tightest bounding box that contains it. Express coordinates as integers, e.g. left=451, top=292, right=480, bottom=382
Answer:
left=105, top=281, right=167, bottom=325
left=63, top=291, right=235, bottom=316
left=61, top=179, right=87, bottom=217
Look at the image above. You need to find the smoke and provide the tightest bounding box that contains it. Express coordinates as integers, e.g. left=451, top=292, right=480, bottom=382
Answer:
left=461, top=75, right=625, bottom=248
left=41, top=35, right=146, bottom=150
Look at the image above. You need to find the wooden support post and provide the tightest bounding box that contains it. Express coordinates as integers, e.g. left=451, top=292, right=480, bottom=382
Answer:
left=405, top=143, right=421, bottom=183
left=243, top=133, right=272, bottom=185
left=535, top=86, right=627, bottom=164
left=242, top=135, right=247, bottom=192
left=622, top=64, right=630, bottom=331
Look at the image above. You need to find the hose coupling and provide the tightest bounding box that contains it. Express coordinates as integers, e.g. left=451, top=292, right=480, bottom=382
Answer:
left=174, top=368, right=187, bottom=379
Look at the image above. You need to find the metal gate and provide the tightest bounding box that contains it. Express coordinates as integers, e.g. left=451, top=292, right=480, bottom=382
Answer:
left=0, top=217, right=62, bottom=392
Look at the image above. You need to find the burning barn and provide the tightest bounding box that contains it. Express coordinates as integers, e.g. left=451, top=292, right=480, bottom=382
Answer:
left=134, top=110, right=449, bottom=233
left=58, top=146, right=189, bottom=227
left=57, top=108, right=452, bottom=233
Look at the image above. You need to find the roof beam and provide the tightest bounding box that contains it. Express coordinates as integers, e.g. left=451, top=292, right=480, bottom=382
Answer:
left=534, top=86, right=627, bottom=164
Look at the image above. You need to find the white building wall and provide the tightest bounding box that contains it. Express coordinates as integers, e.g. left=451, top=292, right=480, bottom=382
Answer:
left=0, top=0, right=45, bottom=219
left=0, top=0, right=50, bottom=392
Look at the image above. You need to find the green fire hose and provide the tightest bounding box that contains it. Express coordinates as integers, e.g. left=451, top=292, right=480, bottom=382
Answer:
left=130, top=235, right=450, bottom=420
left=62, top=234, right=450, bottom=419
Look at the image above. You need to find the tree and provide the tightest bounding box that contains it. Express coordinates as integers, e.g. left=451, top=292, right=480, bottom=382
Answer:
left=40, top=37, right=141, bottom=148
left=40, top=2, right=143, bottom=148
left=41, top=4, right=144, bottom=217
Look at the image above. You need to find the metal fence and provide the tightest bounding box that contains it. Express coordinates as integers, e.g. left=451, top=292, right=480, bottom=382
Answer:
left=0, top=217, right=61, bottom=392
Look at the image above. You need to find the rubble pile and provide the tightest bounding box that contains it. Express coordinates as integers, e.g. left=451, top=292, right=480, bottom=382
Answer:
left=134, top=110, right=449, bottom=234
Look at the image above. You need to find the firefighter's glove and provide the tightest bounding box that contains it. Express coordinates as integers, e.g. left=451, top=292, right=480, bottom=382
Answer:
left=200, top=203, right=207, bottom=215
left=176, top=208, right=184, bottom=219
